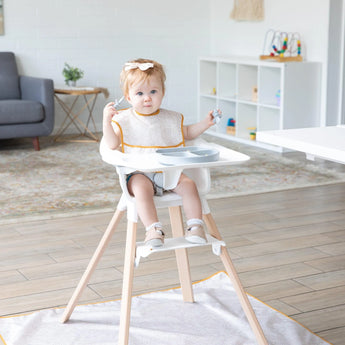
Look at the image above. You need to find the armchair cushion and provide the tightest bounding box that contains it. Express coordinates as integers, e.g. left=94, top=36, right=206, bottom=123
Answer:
left=0, top=52, right=20, bottom=100
left=0, top=52, right=55, bottom=150
left=0, top=100, right=44, bottom=125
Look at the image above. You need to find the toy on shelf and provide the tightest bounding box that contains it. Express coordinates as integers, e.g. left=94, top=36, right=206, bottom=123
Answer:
left=248, top=127, right=257, bottom=140
left=252, top=86, right=258, bottom=102
left=260, top=29, right=303, bottom=62
left=226, top=118, right=236, bottom=135
left=275, top=89, right=281, bottom=106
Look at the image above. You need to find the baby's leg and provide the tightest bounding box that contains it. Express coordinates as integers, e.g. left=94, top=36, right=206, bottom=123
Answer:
left=127, top=173, right=164, bottom=247
left=173, top=173, right=207, bottom=243
left=173, top=173, right=202, bottom=220
left=127, top=173, right=158, bottom=227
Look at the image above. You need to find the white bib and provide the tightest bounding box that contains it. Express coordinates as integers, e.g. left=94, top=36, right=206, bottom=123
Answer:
left=112, top=108, right=185, bottom=154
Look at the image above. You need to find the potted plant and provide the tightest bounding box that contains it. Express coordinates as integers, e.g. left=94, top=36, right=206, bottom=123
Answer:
left=62, top=63, right=84, bottom=86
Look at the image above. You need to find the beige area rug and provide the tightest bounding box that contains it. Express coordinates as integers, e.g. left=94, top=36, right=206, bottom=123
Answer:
left=1, top=135, right=345, bottom=224
left=0, top=272, right=330, bottom=345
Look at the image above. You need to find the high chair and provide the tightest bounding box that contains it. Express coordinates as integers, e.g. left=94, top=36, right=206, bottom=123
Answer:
left=61, top=139, right=268, bottom=345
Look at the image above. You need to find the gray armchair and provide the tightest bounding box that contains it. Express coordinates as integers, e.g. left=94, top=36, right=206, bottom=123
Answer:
left=0, top=52, right=54, bottom=150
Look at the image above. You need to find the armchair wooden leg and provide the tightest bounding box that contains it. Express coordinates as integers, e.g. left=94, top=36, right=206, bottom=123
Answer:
left=61, top=209, right=125, bottom=323
left=169, top=206, right=194, bottom=303
left=118, top=220, right=137, bottom=345
left=203, top=213, right=268, bottom=345
left=32, top=136, right=40, bottom=151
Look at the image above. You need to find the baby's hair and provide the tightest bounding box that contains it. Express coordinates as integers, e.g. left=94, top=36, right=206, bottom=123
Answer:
left=120, top=58, right=166, bottom=97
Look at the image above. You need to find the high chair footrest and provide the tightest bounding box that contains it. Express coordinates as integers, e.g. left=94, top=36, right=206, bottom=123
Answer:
left=135, top=234, right=226, bottom=267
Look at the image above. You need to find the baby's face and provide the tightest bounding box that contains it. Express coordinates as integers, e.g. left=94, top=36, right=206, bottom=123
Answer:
left=126, top=74, right=164, bottom=115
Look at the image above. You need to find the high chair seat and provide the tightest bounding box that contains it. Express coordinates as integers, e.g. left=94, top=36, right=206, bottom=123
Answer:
left=60, top=138, right=268, bottom=345
left=115, top=164, right=211, bottom=222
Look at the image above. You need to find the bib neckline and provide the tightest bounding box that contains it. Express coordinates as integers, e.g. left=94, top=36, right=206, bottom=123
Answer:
left=135, top=109, right=160, bottom=116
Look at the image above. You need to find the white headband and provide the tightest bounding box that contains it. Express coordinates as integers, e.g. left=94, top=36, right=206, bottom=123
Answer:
left=124, top=62, right=154, bottom=71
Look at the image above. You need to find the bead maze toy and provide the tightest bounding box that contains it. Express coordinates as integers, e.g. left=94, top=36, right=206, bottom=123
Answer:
left=260, top=29, right=302, bottom=62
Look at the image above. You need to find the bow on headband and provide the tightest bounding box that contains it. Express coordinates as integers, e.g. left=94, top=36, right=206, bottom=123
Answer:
left=124, top=62, right=154, bottom=71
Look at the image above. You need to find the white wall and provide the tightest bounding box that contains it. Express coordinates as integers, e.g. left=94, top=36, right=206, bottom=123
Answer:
left=0, top=0, right=337, bottom=132
left=209, top=0, right=331, bottom=125
left=0, top=0, right=210, bottom=133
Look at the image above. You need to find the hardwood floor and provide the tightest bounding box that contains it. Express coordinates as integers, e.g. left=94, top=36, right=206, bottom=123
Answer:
left=1, top=181, right=345, bottom=344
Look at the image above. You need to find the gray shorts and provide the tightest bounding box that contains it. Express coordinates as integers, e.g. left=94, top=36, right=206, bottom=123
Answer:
left=126, top=172, right=165, bottom=196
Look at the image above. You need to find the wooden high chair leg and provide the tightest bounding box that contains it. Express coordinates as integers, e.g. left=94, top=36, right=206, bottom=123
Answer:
left=169, top=206, right=194, bottom=302
left=203, top=213, right=268, bottom=345
left=118, top=220, right=137, bottom=345
left=61, top=208, right=125, bottom=323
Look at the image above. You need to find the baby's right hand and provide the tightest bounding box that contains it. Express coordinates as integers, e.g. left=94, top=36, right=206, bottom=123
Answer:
left=103, top=102, right=118, bottom=122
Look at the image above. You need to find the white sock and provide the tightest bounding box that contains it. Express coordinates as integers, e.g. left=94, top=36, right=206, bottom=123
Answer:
left=187, top=218, right=204, bottom=228
left=146, top=222, right=163, bottom=232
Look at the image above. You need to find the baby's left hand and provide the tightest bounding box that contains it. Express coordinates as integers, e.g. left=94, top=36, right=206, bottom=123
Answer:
left=207, top=109, right=222, bottom=126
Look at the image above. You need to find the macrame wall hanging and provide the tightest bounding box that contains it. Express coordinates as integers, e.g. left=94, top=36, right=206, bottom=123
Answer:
left=230, top=0, right=264, bottom=21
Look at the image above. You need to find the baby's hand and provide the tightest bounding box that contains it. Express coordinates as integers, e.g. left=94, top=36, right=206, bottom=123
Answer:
left=211, top=109, right=222, bottom=124
left=207, top=109, right=222, bottom=126
left=103, top=102, right=118, bottom=123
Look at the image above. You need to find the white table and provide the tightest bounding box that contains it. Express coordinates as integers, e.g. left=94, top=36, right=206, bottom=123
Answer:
left=256, top=126, right=345, bottom=165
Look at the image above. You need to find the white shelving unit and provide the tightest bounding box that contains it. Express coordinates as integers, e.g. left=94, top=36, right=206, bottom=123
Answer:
left=198, top=56, right=322, bottom=151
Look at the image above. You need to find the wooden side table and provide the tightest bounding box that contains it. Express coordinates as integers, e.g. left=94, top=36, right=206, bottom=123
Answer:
left=54, top=87, right=108, bottom=142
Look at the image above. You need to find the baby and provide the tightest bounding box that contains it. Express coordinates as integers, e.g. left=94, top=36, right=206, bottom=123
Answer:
left=103, top=58, right=219, bottom=247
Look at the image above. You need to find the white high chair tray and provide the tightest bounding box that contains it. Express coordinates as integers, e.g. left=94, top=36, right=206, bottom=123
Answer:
left=100, top=140, right=250, bottom=172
